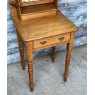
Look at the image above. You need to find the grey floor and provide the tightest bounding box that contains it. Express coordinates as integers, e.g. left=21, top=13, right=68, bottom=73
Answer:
left=7, top=45, right=87, bottom=95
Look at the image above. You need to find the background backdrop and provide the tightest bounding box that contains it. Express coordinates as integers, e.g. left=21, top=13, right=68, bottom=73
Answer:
left=7, top=0, right=87, bottom=64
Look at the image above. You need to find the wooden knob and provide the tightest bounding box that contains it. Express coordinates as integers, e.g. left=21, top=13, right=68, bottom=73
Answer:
left=40, top=41, right=47, bottom=45
left=59, top=37, right=64, bottom=41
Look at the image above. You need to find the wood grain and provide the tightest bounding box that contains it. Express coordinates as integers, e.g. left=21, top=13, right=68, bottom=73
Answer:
left=25, top=41, right=34, bottom=91
left=20, top=0, right=54, bottom=6
left=9, top=1, right=79, bottom=92
left=16, top=30, right=25, bottom=70
left=21, top=3, right=56, bottom=14
left=33, top=40, right=69, bottom=51
left=10, top=0, right=57, bottom=20
left=52, top=46, right=56, bottom=62
left=10, top=6, right=78, bottom=41
left=33, top=33, right=70, bottom=49
left=64, top=32, right=75, bottom=81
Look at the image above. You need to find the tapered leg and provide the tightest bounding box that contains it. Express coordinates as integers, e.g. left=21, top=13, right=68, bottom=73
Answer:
left=64, top=32, right=75, bottom=81
left=52, top=46, right=56, bottom=62
left=16, top=31, right=25, bottom=70
left=25, top=41, right=34, bottom=91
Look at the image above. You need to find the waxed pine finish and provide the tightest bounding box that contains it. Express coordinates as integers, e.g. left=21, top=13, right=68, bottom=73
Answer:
left=9, top=0, right=78, bottom=91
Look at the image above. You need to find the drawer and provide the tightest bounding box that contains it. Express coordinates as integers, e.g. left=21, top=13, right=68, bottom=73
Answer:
left=33, top=33, right=70, bottom=49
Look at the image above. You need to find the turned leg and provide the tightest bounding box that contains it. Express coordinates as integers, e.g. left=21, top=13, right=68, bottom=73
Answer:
left=64, top=32, right=75, bottom=81
left=52, top=46, right=56, bottom=62
left=25, top=41, right=34, bottom=91
left=16, top=30, right=25, bottom=70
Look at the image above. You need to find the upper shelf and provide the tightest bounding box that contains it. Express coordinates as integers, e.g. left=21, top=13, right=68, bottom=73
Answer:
left=9, top=0, right=58, bottom=20
left=20, top=3, right=57, bottom=20
left=17, top=0, right=54, bottom=7
left=21, top=3, right=56, bottom=14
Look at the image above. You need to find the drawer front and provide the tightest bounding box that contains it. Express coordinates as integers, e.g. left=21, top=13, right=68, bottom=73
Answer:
left=33, top=33, right=70, bottom=49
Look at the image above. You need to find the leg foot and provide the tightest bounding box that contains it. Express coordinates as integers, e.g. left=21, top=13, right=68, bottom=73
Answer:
left=64, top=73, right=67, bottom=82
left=22, top=66, right=25, bottom=70
left=29, top=84, right=34, bottom=91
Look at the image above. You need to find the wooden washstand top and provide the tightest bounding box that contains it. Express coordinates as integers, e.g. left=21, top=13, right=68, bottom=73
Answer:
left=11, top=6, right=78, bottom=41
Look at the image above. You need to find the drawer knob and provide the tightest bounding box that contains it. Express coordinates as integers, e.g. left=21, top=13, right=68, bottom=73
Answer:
left=59, top=37, right=64, bottom=41
left=40, top=41, right=47, bottom=45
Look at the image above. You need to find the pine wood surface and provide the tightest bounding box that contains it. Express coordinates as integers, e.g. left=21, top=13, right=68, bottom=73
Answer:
left=16, top=30, right=25, bottom=70
left=10, top=0, right=58, bottom=20
left=21, top=3, right=56, bottom=14
left=11, top=6, right=78, bottom=41
left=33, top=33, right=70, bottom=49
left=20, top=3, right=56, bottom=20
left=25, top=41, right=34, bottom=91
left=9, top=0, right=54, bottom=6
left=9, top=0, right=79, bottom=91
left=20, top=0, right=54, bottom=6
